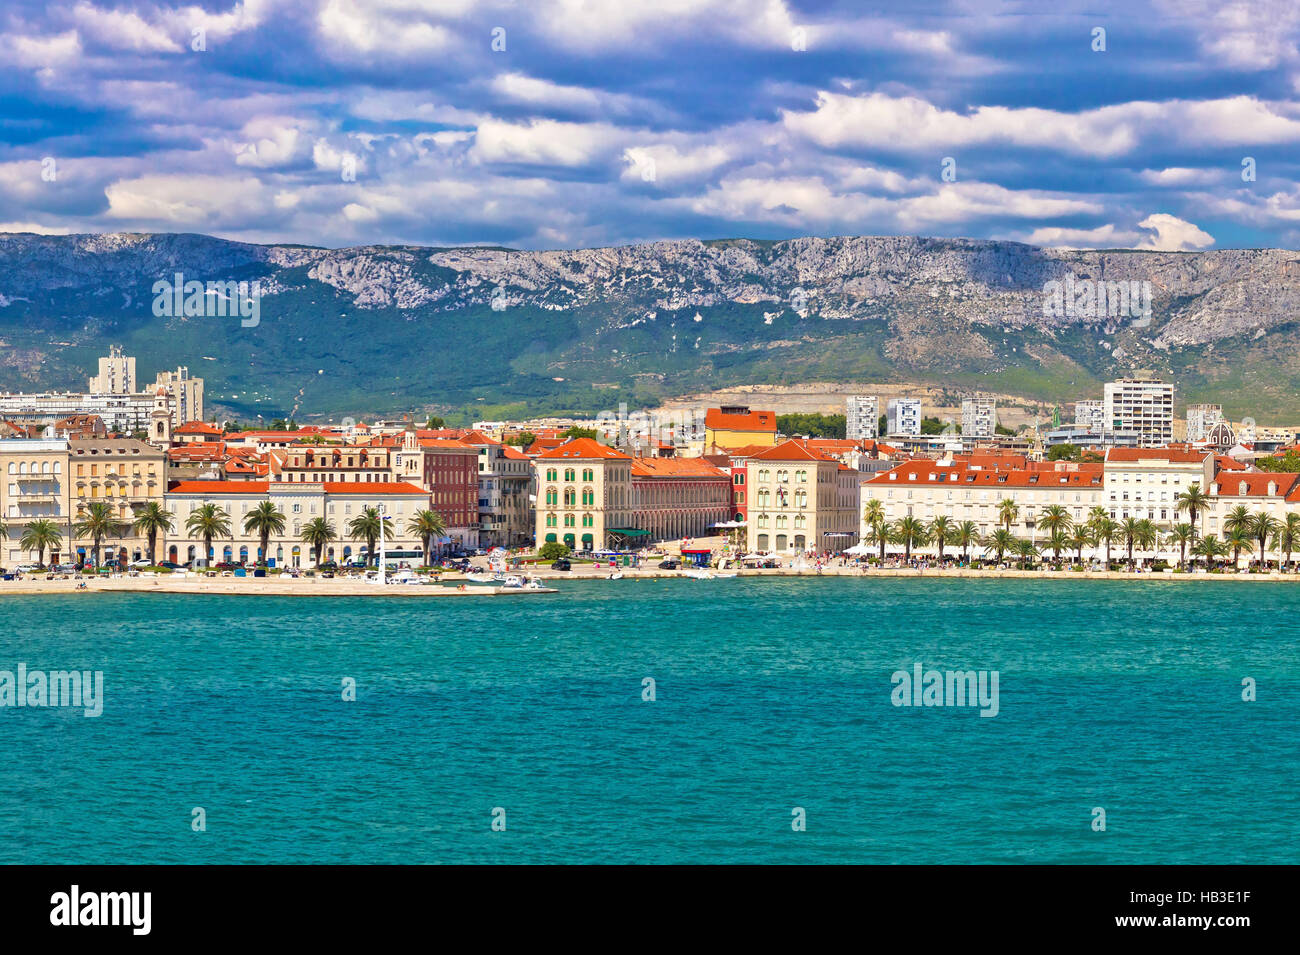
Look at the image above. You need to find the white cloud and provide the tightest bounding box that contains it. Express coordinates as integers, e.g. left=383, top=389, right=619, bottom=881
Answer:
left=1134, top=214, right=1215, bottom=251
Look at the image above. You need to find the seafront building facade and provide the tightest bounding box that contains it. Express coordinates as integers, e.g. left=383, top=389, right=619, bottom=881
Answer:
left=534, top=438, right=635, bottom=551
left=746, top=440, right=858, bottom=554
left=164, top=480, right=428, bottom=567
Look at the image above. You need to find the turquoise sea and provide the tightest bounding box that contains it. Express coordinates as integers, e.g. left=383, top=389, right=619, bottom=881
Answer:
left=2, top=578, right=1297, bottom=864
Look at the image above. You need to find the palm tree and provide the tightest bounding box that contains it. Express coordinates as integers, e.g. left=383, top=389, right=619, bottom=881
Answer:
left=1175, top=482, right=1211, bottom=539
left=1225, top=526, right=1250, bottom=571
left=243, top=501, right=286, bottom=566
left=186, top=503, right=232, bottom=568
left=19, top=520, right=62, bottom=568
left=863, top=499, right=888, bottom=560
left=953, top=521, right=979, bottom=564
left=1168, top=522, right=1195, bottom=570
left=1192, top=534, right=1225, bottom=570
left=1015, top=538, right=1039, bottom=569
left=1068, top=528, right=1092, bottom=567
left=1091, top=516, right=1119, bottom=569
left=348, top=506, right=385, bottom=567
left=132, top=502, right=174, bottom=566
left=1037, top=504, right=1072, bottom=538
left=997, top=498, right=1019, bottom=532
left=301, top=517, right=338, bottom=567
left=1135, top=519, right=1159, bottom=568
left=0, top=518, right=7, bottom=547
left=1120, top=517, right=1141, bottom=571
left=406, top=509, right=446, bottom=566
left=1042, top=528, right=1069, bottom=566
left=74, top=501, right=126, bottom=568
left=984, top=528, right=1016, bottom=565
left=1273, top=513, right=1300, bottom=572
left=928, top=515, right=953, bottom=564
left=1249, top=511, right=1281, bottom=571
left=1222, top=504, right=1252, bottom=548
left=893, top=516, right=929, bottom=562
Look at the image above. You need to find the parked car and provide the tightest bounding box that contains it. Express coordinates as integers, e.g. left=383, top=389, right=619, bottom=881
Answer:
left=158, top=561, right=183, bottom=570
left=657, top=559, right=680, bottom=570
left=15, top=564, right=40, bottom=574
left=551, top=558, right=571, bottom=571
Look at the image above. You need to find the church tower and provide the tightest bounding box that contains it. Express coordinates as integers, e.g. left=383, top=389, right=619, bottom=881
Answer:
left=149, top=386, right=173, bottom=447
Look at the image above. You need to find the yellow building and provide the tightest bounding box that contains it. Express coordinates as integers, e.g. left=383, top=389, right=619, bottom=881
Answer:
left=534, top=438, right=635, bottom=551
left=704, top=406, right=777, bottom=450
left=746, top=440, right=858, bottom=554
left=69, top=437, right=168, bottom=565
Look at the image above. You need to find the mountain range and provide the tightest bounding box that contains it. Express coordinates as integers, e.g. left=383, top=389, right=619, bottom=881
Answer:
left=2, top=231, right=1299, bottom=423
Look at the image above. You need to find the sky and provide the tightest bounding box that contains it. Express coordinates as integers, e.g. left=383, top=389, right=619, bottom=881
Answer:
left=2, top=0, right=1300, bottom=252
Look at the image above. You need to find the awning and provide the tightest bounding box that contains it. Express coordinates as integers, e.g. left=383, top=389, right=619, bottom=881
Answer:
left=608, top=528, right=649, bottom=536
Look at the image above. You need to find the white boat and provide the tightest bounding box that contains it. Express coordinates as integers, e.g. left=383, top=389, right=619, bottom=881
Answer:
left=463, top=572, right=501, bottom=585
left=607, top=571, right=624, bottom=580
left=498, top=574, right=527, bottom=588
left=524, top=577, right=546, bottom=590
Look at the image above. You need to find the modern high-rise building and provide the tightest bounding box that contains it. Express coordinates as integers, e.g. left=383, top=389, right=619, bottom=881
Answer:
left=87, top=345, right=136, bottom=395
left=155, top=366, right=204, bottom=425
left=886, top=398, right=922, bottom=437
left=1074, top=399, right=1104, bottom=432
left=1185, top=403, right=1224, bottom=443
left=845, top=395, right=879, bottom=441
left=960, top=393, right=997, bottom=439
left=1103, top=379, right=1174, bottom=447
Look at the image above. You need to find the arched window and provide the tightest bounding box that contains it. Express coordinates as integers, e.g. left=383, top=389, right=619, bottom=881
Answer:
left=582, top=468, right=594, bottom=481
left=563, top=488, right=576, bottom=506
left=546, top=468, right=557, bottom=481
left=564, top=468, right=576, bottom=482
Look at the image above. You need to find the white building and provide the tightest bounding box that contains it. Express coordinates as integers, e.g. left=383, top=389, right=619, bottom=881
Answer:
left=845, top=395, right=879, bottom=441
left=1103, top=379, right=1174, bottom=447
left=1102, top=448, right=1213, bottom=525
left=1074, top=399, right=1104, bottom=431
left=1185, top=404, right=1223, bottom=443
left=88, top=345, right=136, bottom=395
left=886, top=398, right=922, bottom=437
left=960, top=393, right=997, bottom=439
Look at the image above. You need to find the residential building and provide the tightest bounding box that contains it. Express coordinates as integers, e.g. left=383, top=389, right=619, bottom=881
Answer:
left=961, top=393, right=997, bottom=439
left=1204, top=472, right=1300, bottom=544
left=534, top=438, right=635, bottom=551
left=68, top=437, right=167, bottom=565
left=886, top=398, right=922, bottom=437
left=746, top=439, right=858, bottom=554
left=463, top=431, right=532, bottom=548
left=1102, top=448, right=1214, bottom=527
left=0, top=438, right=71, bottom=565
left=704, top=407, right=777, bottom=449
left=1185, top=404, right=1224, bottom=443
left=88, top=345, right=136, bottom=395
left=280, top=444, right=398, bottom=483
left=846, top=395, right=879, bottom=441
left=164, top=480, right=429, bottom=567
left=1103, top=379, right=1174, bottom=447
left=398, top=433, right=480, bottom=549
left=1074, top=399, right=1104, bottom=431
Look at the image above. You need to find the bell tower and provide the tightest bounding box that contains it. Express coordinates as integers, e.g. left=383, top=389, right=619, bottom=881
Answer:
left=149, top=386, right=173, bottom=447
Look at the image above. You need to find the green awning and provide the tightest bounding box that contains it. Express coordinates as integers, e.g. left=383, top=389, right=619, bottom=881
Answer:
left=608, top=528, right=650, bottom=536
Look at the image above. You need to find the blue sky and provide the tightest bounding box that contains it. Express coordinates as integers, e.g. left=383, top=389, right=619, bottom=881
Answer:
left=2, top=0, right=1299, bottom=251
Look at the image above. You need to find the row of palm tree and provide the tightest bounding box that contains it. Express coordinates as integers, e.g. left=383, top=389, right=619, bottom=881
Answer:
left=862, top=496, right=1300, bottom=571
left=0, top=502, right=448, bottom=569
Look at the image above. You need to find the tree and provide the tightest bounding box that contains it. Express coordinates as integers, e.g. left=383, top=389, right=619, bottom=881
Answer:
left=1120, top=517, right=1141, bottom=571
left=1015, top=538, right=1039, bottom=569
left=1044, top=529, right=1070, bottom=567
left=1047, top=443, right=1081, bottom=461
left=984, top=528, right=1016, bottom=564
left=504, top=431, right=536, bottom=448
left=1037, top=504, right=1072, bottom=541
left=1068, top=528, right=1092, bottom=567
left=538, top=541, right=570, bottom=560
left=997, top=498, right=1019, bottom=532
left=75, top=501, right=126, bottom=568
left=953, top=521, right=979, bottom=564
left=1225, top=527, right=1250, bottom=570
left=1273, top=513, right=1300, bottom=571
left=0, top=518, right=6, bottom=547
left=562, top=425, right=598, bottom=439
left=1249, top=511, right=1281, bottom=570
left=347, top=506, right=386, bottom=566
left=1175, top=482, right=1211, bottom=539
left=425, top=415, right=446, bottom=430
left=1091, top=517, right=1119, bottom=568
left=929, top=515, right=953, bottom=563
left=301, top=518, right=338, bottom=567
left=186, top=503, right=232, bottom=567
left=132, top=502, right=174, bottom=566
left=1168, top=523, right=1195, bottom=571
left=244, top=502, right=286, bottom=565
left=863, top=499, right=888, bottom=559
left=19, top=520, right=62, bottom=567
left=1134, top=519, right=1159, bottom=567
left=893, top=516, right=929, bottom=561
left=1192, top=534, right=1226, bottom=570
left=406, top=509, right=447, bottom=566
left=776, top=413, right=846, bottom=439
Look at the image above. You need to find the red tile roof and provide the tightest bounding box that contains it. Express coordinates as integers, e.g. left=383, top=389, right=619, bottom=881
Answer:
left=1105, top=448, right=1210, bottom=464
left=175, top=420, right=222, bottom=435
left=1213, top=472, right=1300, bottom=498
left=168, top=480, right=428, bottom=495
left=747, top=439, right=836, bottom=462
left=630, top=457, right=728, bottom=478
left=536, top=437, right=630, bottom=460
left=705, top=408, right=777, bottom=432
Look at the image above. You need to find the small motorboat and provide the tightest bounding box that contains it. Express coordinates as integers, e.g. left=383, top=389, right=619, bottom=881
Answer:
left=607, top=571, right=624, bottom=580
left=463, top=572, right=502, bottom=585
